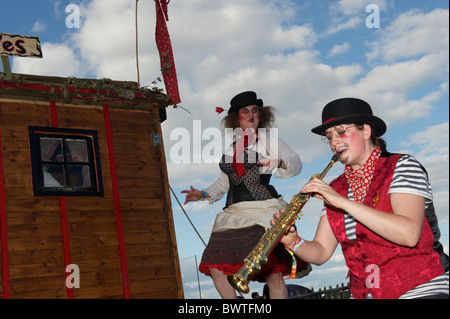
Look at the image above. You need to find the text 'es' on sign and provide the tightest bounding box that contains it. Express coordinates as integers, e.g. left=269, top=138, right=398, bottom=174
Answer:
left=0, top=33, right=43, bottom=58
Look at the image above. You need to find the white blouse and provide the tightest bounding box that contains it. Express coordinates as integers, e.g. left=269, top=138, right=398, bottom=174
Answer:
left=203, top=133, right=302, bottom=204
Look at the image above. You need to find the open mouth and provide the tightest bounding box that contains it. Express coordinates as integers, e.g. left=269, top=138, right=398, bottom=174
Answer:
left=248, top=118, right=255, bottom=123
left=334, top=147, right=347, bottom=156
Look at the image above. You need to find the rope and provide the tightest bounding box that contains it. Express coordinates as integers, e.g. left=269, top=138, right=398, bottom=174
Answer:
left=135, top=0, right=141, bottom=88
left=169, top=185, right=246, bottom=298
left=169, top=185, right=207, bottom=247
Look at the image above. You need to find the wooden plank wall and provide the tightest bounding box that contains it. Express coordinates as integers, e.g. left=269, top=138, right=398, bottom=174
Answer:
left=58, top=103, right=121, bottom=299
left=0, top=101, right=65, bottom=298
left=0, top=99, right=182, bottom=298
left=109, top=107, right=181, bottom=298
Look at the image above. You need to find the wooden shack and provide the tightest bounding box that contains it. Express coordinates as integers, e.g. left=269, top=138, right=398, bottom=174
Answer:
left=0, top=73, right=183, bottom=299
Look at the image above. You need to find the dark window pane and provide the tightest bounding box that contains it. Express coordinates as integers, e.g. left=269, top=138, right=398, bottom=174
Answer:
left=65, top=139, right=89, bottom=162
left=40, top=138, right=63, bottom=162
left=43, top=165, right=64, bottom=187
left=68, top=165, right=91, bottom=187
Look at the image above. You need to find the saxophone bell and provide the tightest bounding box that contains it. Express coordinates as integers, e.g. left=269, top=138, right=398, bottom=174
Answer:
left=227, top=275, right=250, bottom=293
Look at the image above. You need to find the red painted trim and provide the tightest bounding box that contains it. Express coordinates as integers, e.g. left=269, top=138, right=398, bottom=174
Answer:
left=50, top=100, right=58, bottom=127
left=0, top=129, right=11, bottom=298
left=59, top=197, right=73, bottom=299
left=102, top=104, right=131, bottom=298
left=0, top=81, right=154, bottom=101
left=49, top=101, right=73, bottom=299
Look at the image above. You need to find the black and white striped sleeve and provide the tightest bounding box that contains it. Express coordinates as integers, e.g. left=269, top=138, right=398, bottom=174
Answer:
left=389, top=154, right=433, bottom=201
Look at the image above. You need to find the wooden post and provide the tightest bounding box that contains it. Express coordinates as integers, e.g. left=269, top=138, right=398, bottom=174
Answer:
left=1, top=56, right=12, bottom=80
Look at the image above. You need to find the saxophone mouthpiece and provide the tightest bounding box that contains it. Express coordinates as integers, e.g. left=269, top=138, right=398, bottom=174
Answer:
left=332, top=151, right=343, bottom=162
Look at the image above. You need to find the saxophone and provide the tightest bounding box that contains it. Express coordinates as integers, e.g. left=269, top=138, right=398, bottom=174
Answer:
left=227, top=152, right=341, bottom=294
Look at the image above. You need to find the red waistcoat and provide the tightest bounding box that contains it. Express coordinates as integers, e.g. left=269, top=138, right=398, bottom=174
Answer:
left=326, top=152, right=444, bottom=299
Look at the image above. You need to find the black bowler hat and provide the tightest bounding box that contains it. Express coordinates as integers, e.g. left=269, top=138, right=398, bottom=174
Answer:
left=228, top=91, right=263, bottom=114
left=311, top=98, right=387, bottom=137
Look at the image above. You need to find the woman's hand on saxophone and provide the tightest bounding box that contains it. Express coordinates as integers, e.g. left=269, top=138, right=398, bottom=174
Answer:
left=272, top=208, right=339, bottom=265
left=301, top=178, right=346, bottom=209
left=270, top=209, right=300, bottom=250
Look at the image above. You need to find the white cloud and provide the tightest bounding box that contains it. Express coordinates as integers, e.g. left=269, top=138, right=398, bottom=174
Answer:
left=70, top=0, right=146, bottom=80
left=361, top=52, right=448, bottom=94
left=12, top=42, right=82, bottom=77
left=404, top=122, right=449, bottom=190
left=53, top=1, right=62, bottom=19
left=64, top=0, right=318, bottom=89
left=31, top=20, right=47, bottom=33
left=324, top=16, right=362, bottom=36
left=167, top=162, right=220, bottom=188
left=328, top=42, right=350, bottom=57
left=393, top=123, right=449, bottom=230
left=331, top=0, right=388, bottom=16
left=334, top=51, right=449, bottom=127
left=366, top=8, right=450, bottom=62
left=323, top=0, right=388, bottom=36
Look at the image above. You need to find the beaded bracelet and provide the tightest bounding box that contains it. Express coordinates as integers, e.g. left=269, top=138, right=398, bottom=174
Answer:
left=291, top=236, right=305, bottom=253
left=199, top=190, right=207, bottom=201
left=286, top=236, right=304, bottom=253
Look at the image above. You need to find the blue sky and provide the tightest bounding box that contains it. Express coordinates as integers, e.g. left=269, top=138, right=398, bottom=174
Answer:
left=1, top=0, right=448, bottom=299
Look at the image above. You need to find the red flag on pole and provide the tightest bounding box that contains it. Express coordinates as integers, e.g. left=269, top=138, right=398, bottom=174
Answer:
left=155, top=0, right=181, bottom=105
left=160, top=0, right=169, bottom=21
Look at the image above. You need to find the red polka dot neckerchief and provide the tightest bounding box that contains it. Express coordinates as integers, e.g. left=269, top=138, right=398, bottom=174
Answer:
left=344, top=146, right=381, bottom=202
